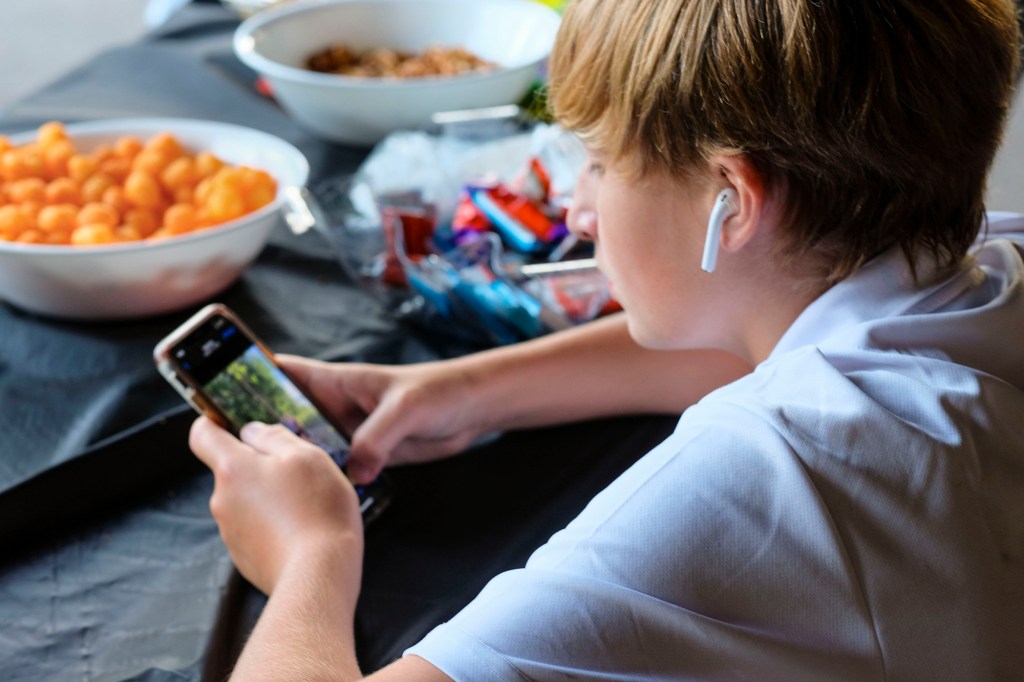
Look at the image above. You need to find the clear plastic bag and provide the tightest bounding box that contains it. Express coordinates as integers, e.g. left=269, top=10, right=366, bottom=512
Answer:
left=296, top=123, right=613, bottom=345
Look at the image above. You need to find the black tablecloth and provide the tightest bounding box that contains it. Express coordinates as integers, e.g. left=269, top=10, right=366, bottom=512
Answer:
left=0, top=6, right=676, bottom=680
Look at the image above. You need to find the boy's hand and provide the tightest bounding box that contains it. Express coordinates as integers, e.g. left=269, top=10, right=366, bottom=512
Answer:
left=189, top=417, right=364, bottom=596
left=277, top=355, right=489, bottom=484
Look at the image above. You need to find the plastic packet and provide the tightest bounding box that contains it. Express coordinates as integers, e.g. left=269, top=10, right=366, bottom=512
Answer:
left=307, top=123, right=610, bottom=345
left=520, top=265, right=613, bottom=325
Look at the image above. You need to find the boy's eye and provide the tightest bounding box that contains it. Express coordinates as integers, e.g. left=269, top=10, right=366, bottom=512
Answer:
left=587, top=162, right=606, bottom=176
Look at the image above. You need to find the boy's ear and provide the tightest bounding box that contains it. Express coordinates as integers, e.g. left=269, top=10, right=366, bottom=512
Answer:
left=708, top=154, right=768, bottom=253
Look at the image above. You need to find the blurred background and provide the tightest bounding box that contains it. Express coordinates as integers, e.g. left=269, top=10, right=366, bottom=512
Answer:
left=1, top=0, right=1022, bottom=210
left=0, top=0, right=146, bottom=109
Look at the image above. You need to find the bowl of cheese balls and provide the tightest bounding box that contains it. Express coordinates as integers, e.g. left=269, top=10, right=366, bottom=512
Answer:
left=233, top=0, right=562, bottom=145
left=0, top=118, right=308, bottom=319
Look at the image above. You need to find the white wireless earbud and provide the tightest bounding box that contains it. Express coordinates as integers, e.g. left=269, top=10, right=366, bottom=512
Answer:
left=700, top=188, right=738, bottom=273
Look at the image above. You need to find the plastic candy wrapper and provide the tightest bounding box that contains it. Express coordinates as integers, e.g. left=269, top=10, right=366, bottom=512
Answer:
left=401, top=233, right=548, bottom=345
left=516, top=259, right=621, bottom=324
left=305, top=122, right=614, bottom=346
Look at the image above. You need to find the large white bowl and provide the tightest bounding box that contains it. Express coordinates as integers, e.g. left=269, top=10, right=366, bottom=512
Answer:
left=233, top=0, right=561, bottom=145
left=0, top=118, right=309, bottom=320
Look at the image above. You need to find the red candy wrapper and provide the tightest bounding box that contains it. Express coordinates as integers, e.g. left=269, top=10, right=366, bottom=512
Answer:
left=380, top=204, right=437, bottom=286
left=515, top=157, right=554, bottom=204
left=452, top=189, right=491, bottom=233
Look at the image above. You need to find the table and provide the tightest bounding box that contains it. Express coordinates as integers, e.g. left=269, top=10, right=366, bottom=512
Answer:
left=0, top=6, right=677, bottom=680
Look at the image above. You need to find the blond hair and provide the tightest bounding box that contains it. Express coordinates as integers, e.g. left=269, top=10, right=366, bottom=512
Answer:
left=548, top=0, right=1021, bottom=282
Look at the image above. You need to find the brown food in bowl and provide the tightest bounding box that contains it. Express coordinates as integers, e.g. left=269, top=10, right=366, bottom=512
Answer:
left=305, top=44, right=497, bottom=78
left=0, top=122, right=277, bottom=246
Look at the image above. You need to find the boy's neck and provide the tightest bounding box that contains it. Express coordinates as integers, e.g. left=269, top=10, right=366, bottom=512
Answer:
left=717, top=256, right=830, bottom=366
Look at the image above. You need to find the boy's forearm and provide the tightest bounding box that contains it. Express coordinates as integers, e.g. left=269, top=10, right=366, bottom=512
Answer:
left=455, top=313, right=752, bottom=431
left=229, top=540, right=363, bottom=681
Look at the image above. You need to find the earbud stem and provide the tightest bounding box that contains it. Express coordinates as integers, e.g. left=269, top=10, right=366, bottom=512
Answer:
left=701, top=189, right=737, bottom=273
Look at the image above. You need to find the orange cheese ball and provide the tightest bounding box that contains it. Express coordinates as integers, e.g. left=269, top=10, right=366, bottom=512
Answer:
left=204, top=187, right=247, bottom=224
left=90, top=145, right=114, bottom=164
left=2, top=149, right=44, bottom=182
left=81, top=173, right=116, bottom=203
left=44, top=140, right=75, bottom=179
left=123, top=208, right=160, bottom=238
left=173, top=186, right=194, bottom=205
left=46, top=177, right=82, bottom=205
left=115, top=225, right=143, bottom=242
left=38, top=204, right=78, bottom=234
left=164, top=203, right=198, bottom=235
left=101, top=185, right=128, bottom=214
left=131, top=149, right=172, bottom=176
left=145, top=132, right=184, bottom=161
left=20, top=201, right=44, bottom=224
left=194, top=176, right=214, bottom=205
left=194, top=151, right=224, bottom=179
left=7, top=178, right=46, bottom=204
left=114, top=136, right=143, bottom=160
left=46, top=229, right=72, bottom=245
left=0, top=205, right=32, bottom=240
left=67, top=155, right=98, bottom=182
left=161, top=157, right=197, bottom=191
left=77, top=202, right=120, bottom=229
left=0, top=122, right=278, bottom=247
left=37, top=122, right=68, bottom=147
left=16, top=228, right=45, bottom=244
left=100, top=157, right=132, bottom=183
left=71, top=223, right=117, bottom=246
left=124, top=170, right=165, bottom=209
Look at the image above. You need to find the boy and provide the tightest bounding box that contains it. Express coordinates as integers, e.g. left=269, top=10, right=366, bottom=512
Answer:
left=190, top=0, right=1024, bottom=678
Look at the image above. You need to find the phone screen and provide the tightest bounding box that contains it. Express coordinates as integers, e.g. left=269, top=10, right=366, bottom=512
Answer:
left=163, top=309, right=388, bottom=517
left=169, top=314, right=352, bottom=467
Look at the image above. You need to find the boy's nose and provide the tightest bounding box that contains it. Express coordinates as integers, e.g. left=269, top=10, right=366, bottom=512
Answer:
left=567, top=209, right=597, bottom=241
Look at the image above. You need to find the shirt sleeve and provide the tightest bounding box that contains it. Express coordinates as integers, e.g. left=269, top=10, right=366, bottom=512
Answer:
left=405, top=403, right=885, bottom=681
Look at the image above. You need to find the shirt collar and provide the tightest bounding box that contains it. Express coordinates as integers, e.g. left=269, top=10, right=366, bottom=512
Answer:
left=769, top=246, right=971, bottom=358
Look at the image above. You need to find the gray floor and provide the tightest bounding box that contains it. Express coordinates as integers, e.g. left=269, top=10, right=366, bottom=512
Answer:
left=0, top=0, right=1021, bottom=210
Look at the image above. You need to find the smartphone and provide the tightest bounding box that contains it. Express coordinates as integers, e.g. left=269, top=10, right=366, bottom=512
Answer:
left=153, top=303, right=391, bottom=523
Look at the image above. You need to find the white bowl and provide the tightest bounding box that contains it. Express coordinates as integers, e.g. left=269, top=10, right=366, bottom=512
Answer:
left=233, top=0, right=561, bottom=145
left=0, top=118, right=309, bottom=320
left=223, top=0, right=294, bottom=19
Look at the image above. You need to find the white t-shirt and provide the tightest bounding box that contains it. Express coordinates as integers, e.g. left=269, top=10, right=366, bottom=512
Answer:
left=406, top=213, right=1024, bottom=681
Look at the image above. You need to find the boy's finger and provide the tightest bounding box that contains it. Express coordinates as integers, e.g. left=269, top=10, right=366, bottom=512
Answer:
left=239, top=421, right=306, bottom=454
left=345, top=459, right=382, bottom=485
left=275, top=354, right=329, bottom=395
left=189, top=416, right=249, bottom=471
left=349, top=403, right=410, bottom=477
